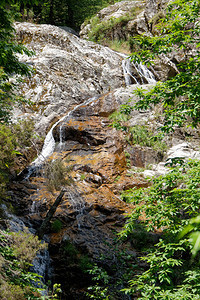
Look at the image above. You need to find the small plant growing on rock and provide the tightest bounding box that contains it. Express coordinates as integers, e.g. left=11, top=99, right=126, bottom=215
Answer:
left=128, top=125, right=167, bottom=153
left=44, top=158, right=71, bottom=192
left=124, top=151, right=131, bottom=168
left=109, top=103, right=167, bottom=156
left=80, top=173, right=86, bottom=181
left=51, top=219, right=62, bottom=233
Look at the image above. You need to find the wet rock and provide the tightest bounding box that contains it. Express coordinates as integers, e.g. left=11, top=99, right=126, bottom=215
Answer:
left=8, top=5, right=199, bottom=297
left=53, top=124, right=105, bottom=146
left=14, top=22, right=126, bottom=134
left=85, top=173, right=103, bottom=186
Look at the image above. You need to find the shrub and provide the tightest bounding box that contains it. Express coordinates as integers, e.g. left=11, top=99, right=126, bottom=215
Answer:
left=109, top=104, right=167, bottom=155
left=120, top=159, right=200, bottom=298
left=51, top=219, right=62, bottom=233
left=44, top=158, right=69, bottom=192
left=0, top=229, right=47, bottom=299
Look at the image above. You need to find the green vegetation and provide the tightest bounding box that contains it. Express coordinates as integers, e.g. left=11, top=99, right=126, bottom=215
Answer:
left=0, top=3, right=63, bottom=299
left=44, top=159, right=73, bottom=192
left=87, top=5, right=143, bottom=52
left=85, top=239, right=138, bottom=300
left=87, top=160, right=200, bottom=299
left=86, top=265, right=110, bottom=299
left=120, top=159, right=200, bottom=299
left=9, top=0, right=122, bottom=30
left=109, top=103, right=167, bottom=154
left=132, top=0, right=200, bottom=133
left=129, top=125, right=167, bottom=152
left=1, top=0, right=200, bottom=298
left=105, top=39, right=131, bottom=54
left=0, top=230, right=47, bottom=299
left=0, top=3, right=32, bottom=123
left=88, top=14, right=132, bottom=41
left=62, top=240, right=78, bottom=259
left=0, top=119, right=38, bottom=196
left=0, top=0, right=37, bottom=195
left=80, top=173, right=86, bottom=181
left=61, top=240, right=92, bottom=271
left=86, top=2, right=200, bottom=298
left=51, top=219, right=62, bottom=233
left=121, top=159, right=200, bottom=235
left=116, top=3, right=200, bottom=296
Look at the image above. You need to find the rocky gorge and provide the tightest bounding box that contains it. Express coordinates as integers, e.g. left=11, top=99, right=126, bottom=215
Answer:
left=3, top=0, right=200, bottom=299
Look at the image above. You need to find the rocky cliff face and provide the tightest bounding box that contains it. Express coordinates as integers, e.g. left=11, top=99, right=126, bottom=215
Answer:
left=12, top=20, right=157, bottom=299
left=14, top=22, right=125, bottom=134
left=80, top=0, right=169, bottom=41
left=80, top=0, right=180, bottom=81
left=8, top=1, right=200, bottom=298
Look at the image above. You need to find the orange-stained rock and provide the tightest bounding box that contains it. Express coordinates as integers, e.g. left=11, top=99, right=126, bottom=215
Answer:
left=12, top=90, right=149, bottom=260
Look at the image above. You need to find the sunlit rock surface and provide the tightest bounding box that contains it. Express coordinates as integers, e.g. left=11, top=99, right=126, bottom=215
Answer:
left=14, top=22, right=126, bottom=134
left=80, top=0, right=179, bottom=82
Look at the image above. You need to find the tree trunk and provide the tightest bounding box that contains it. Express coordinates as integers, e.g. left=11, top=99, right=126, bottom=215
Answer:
left=49, top=0, right=55, bottom=24
left=37, top=189, right=65, bottom=239
left=67, top=3, right=75, bottom=28
left=20, top=2, right=25, bottom=21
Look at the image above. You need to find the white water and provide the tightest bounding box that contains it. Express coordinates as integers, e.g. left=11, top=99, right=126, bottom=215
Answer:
left=137, top=61, right=156, bottom=84
left=32, top=96, right=99, bottom=166
left=122, top=59, right=138, bottom=85
left=121, top=54, right=156, bottom=85
left=31, top=54, right=155, bottom=168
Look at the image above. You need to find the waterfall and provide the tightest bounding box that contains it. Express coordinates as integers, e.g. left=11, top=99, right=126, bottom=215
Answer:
left=59, top=124, right=64, bottom=149
left=32, top=96, right=99, bottom=167
left=137, top=62, right=156, bottom=84
left=121, top=54, right=156, bottom=86
left=30, top=246, right=53, bottom=288
left=14, top=23, right=160, bottom=299
left=122, top=59, right=138, bottom=85
left=30, top=54, right=155, bottom=168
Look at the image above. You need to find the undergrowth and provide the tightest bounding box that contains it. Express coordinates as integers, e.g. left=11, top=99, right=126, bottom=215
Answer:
left=109, top=103, right=167, bottom=154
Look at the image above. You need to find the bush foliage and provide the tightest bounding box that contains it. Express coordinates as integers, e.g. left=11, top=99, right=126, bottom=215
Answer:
left=0, top=229, right=47, bottom=299
left=132, top=0, right=200, bottom=132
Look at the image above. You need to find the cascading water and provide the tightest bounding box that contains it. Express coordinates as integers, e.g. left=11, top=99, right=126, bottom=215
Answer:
left=137, top=61, right=156, bottom=84
left=122, top=59, right=138, bottom=85
left=121, top=53, right=156, bottom=85
left=31, top=56, right=155, bottom=169
left=32, top=95, right=99, bottom=167
left=30, top=244, right=53, bottom=289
